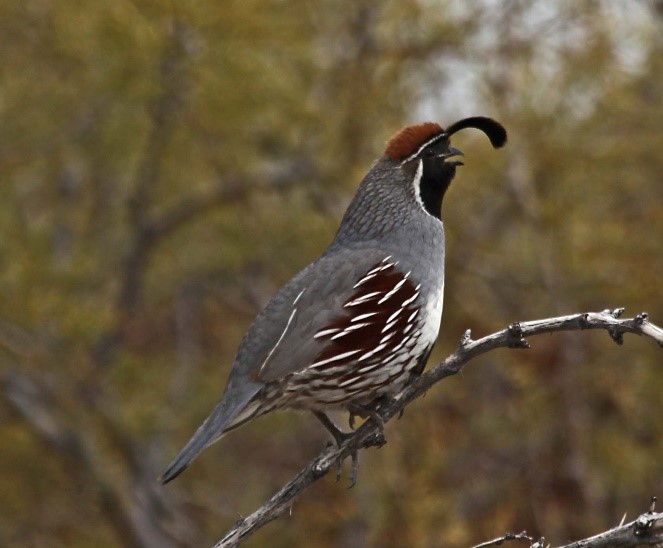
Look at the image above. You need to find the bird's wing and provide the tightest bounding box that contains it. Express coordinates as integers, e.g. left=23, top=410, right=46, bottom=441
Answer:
left=240, top=247, right=422, bottom=383
left=159, top=247, right=423, bottom=483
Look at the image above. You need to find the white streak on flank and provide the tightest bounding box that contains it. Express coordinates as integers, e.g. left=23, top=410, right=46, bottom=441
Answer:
left=386, top=308, right=403, bottom=325
left=339, top=376, right=362, bottom=388
left=366, top=257, right=392, bottom=276
left=358, top=343, right=387, bottom=362
left=403, top=324, right=414, bottom=335
left=378, top=272, right=410, bottom=304
left=358, top=362, right=381, bottom=374
left=311, top=365, right=345, bottom=377
left=390, top=336, right=410, bottom=353
left=309, top=349, right=361, bottom=369
left=353, top=272, right=378, bottom=288
left=351, top=312, right=378, bottom=322
left=399, top=132, right=447, bottom=165
left=378, top=262, right=397, bottom=272
left=344, top=291, right=382, bottom=307
left=293, top=288, right=306, bottom=306
left=314, top=328, right=340, bottom=339
left=408, top=309, right=419, bottom=322
left=380, top=331, right=396, bottom=344
left=382, top=318, right=399, bottom=333
left=330, top=322, right=372, bottom=340
left=401, top=291, right=420, bottom=307
left=260, top=307, right=297, bottom=375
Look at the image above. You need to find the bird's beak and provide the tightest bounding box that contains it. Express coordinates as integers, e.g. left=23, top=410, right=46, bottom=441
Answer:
left=441, top=146, right=464, bottom=166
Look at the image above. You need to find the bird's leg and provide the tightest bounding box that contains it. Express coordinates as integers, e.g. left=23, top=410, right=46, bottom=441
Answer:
left=313, top=411, right=353, bottom=446
left=348, top=393, right=392, bottom=430
left=344, top=403, right=389, bottom=489
left=312, top=411, right=360, bottom=486
left=347, top=403, right=385, bottom=432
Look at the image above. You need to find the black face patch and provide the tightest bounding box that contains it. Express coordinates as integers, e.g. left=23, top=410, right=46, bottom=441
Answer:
left=409, top=138, right=459, bottom=219
left=418, top=157, right=457, bottom=219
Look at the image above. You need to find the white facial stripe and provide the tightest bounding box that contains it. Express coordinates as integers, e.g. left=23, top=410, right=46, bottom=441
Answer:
left=411, top=159, right=430, bottom=216
left=399, top=132, right=447, bottom=165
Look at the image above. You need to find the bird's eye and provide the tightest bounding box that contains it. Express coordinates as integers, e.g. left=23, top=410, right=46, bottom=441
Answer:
left=424, top=148, right=436, bottom=158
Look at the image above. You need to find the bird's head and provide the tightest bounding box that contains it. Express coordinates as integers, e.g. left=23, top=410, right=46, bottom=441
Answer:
left=333, top=116, right=507, bottom=246
left=383, top=117, right=507, bottom=218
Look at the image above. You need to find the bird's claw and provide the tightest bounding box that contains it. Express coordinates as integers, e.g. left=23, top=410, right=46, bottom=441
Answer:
left=313, top=411, right=364, bottom=486
left=334, top=449, right=359, bottom=487
left=347, top=451, right=359, bottom=488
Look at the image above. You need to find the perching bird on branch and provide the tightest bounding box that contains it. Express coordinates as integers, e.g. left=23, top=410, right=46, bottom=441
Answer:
left=160, top=116, right=507, bottom=484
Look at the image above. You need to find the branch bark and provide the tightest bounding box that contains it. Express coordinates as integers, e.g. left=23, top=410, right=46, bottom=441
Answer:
left=558, top=508, right=663, bottom=548
left=213, top=308, right=663, bottom=547
left=471, top=502, right=663, bottom=548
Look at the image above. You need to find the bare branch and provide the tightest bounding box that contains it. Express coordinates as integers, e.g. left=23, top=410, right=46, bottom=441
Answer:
left=472, top=531, right=544, bottom=548
left=469, top=504, right=663, bottom=548
left=557, top=508, right=663, bottom=548
left=214, top=309, right=662, bottom=547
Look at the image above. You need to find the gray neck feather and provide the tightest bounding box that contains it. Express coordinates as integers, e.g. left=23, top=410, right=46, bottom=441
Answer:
left=328, top=158, right=443, bottom=252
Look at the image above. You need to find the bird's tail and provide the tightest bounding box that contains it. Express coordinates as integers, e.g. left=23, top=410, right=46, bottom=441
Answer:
left=159, top=386, right=261, bottom=484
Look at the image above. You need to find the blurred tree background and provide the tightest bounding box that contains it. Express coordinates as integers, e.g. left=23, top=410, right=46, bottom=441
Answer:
left=1, top=0, right=661, bottom=546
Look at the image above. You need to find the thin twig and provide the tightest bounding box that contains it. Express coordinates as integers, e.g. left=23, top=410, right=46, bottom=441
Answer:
left=472, top=530, right=543, bottom=547
left=214, top=309, right=663, bottom=547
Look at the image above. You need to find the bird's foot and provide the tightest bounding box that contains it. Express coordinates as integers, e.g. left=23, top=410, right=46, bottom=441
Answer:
left=347, top=403, right=385, bottom=432
left=313, top=411, right=361, bottom=488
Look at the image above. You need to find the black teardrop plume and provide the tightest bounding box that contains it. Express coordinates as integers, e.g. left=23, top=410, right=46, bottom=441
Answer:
left=446, top=117, right=507, bottom=149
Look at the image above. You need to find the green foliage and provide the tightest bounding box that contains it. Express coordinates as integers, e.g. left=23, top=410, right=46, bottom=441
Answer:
left=0, top=1, right=661, bottom=546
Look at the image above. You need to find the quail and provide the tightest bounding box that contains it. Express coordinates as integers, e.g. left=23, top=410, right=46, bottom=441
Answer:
left=160, top=116, right=507, bottom=484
